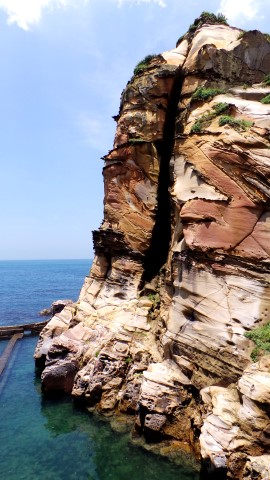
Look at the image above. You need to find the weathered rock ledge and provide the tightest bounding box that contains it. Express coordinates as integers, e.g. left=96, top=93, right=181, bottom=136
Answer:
left=35, top=14, right=270, bottom=479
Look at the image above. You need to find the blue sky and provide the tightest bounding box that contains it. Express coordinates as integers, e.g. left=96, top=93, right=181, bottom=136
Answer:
left=0, top=0, right=269, bottom=259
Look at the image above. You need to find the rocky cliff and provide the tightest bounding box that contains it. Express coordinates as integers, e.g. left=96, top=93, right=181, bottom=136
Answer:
left=35, top=13, right=270, bottom=479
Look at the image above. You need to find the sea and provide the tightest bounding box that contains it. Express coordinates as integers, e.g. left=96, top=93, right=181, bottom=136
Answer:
left=0, top=259, right=200, bottom=480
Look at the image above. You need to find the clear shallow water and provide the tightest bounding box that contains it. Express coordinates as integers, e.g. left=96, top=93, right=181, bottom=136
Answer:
left=0, top=260, right=200, bottom=480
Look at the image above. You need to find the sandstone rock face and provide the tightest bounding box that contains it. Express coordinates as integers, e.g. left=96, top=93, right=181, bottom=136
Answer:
left=35, top=17, right=270, bottom=478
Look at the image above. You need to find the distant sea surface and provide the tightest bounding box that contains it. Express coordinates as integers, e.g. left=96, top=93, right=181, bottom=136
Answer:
left=0, top=260, right=199, bottom=480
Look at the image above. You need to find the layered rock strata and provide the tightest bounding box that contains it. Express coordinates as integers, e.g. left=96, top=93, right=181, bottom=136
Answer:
left=35, top=17, right=270, bottom=479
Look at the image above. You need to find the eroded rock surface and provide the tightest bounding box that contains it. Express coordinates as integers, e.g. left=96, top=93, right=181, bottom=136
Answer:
left=35, top=16, right=270, bottom=479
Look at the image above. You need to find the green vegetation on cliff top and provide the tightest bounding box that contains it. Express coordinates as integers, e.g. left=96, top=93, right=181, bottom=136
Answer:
left=133, top=54, right=159, bottom=76
left=176, top=11, right=228, bottom=45
left=189, top=11, right=228, bottom=32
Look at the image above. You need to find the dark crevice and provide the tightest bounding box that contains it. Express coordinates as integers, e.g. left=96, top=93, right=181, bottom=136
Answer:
left=142, top=69, right=184, bottom=283
left=200, top=464, right=227, bottom=480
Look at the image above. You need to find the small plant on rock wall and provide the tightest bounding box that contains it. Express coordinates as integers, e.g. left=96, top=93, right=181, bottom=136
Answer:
left=263, top=74, right=270, bottom=86
left=219, top=115, right=253, bottom=131
left=245, top=323, right=270, bottom=361
left=192, top=86, right=225, bottom=101
left=191, top=112, right=212, bottom=134
left=191, top=102, right=230, bottom=134
left=191, top=121, right=203, bottom=133
left=78, top=358, right=85, bottom=369
left=147, top=293, right=160, bottom=308
left=261, top=94, right=270, bottom=104
left=125, top=356, right=132, bottom=364
left=213, top=102, right=230, bottom=115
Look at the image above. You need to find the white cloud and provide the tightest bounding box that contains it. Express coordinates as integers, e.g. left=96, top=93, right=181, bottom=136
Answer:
left=118, top=0, right=166, bottom=6
left=0, top=0, right=166, bottom=31
left=218, top=0, right=262, bottom=23
left=0, top=0, right=83, bottom=30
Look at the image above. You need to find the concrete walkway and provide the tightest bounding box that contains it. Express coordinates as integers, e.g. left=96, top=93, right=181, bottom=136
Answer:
left=0, top=320, right=48, bottom=339
left=0, top=333, right=23, bottom=376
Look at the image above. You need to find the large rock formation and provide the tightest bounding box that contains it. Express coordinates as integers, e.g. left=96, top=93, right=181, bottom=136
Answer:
left=35, top=14, right=270, bottom=479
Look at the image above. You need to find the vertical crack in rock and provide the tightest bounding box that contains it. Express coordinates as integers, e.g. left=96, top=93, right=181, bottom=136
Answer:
left=142, top=71, right=184, bottom=282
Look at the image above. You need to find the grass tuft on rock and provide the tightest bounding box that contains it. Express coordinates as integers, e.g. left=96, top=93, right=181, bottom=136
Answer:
left=191, top=112, right=215, bottom=133
left=245, top=323, right=270, bottom=361
left=219, top=115, right=253, bottom=131
left=147, top=293, right=160, bottom=308
left=213, top=102, right=230, bottom=115
left=133, top=54, right=159, bottom=76
left=261, top=94, right=270, bottom=104
left=192, top=86, right=225, bottom=101
left=191, top=121, right=203, bottom=133
left=191, top=103, right=229, bottom=134
left=263, top=74, right=270, bottom=86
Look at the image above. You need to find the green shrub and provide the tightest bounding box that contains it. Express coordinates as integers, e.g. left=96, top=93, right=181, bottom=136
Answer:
left=245, top=323, right=270, bottom=361
left=192, top=86, right=224, bottom=101
left=191, top=111, right=215, bottom=133
left=191, top=103, right=229, bottom=134
left=147, top=293, right=160, bottom=306
left=264, top=33, right=270, bottom=43
left=133, top=54, right=159, bottom=76
left=219, top=115, right=253, bottom=130
left=191, top=121, right=203, bottom=133
left=261, top=94, right=270, bottom=104
left=263, top=74, right=270, bottom=86
left=188, top=23, right=197, bottom=33
left=213, top=102, right=229, bottom=114
left=214, top=13, right=228, bottom=24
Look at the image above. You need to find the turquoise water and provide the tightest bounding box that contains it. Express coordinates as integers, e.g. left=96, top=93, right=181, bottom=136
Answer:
left=0, top=260, right=200, bottom=480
